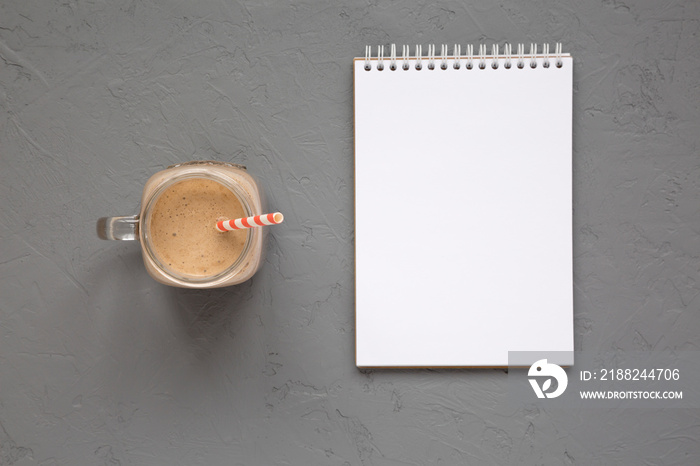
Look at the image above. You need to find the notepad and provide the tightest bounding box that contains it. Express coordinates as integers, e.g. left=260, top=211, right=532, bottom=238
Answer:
left=354, top=44, right=574, bottom=368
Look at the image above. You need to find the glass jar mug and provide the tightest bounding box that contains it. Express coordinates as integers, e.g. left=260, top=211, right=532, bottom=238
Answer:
left=97, top=161, right=267, bottom=288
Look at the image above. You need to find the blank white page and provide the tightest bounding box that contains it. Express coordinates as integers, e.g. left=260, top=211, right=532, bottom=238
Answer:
left=354, top=53, right=573, bottom=367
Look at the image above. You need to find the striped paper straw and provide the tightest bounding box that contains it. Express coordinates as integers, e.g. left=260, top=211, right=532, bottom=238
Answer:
left=216, top=212, right=284, bottom=232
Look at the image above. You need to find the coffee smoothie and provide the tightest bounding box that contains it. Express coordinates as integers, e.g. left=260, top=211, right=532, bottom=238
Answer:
left=149, top=178, right=247, bottom=277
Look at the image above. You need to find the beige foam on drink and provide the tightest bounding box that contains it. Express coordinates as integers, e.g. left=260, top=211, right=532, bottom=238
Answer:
left=149, top=178, right=247, bottom=277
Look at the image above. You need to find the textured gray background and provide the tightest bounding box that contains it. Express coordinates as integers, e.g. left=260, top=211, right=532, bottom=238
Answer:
left=1, top=0, right=699, bottom=464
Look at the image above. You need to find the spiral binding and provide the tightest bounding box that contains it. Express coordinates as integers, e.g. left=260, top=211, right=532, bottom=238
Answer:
left=363, top=43, right=565, bottom=71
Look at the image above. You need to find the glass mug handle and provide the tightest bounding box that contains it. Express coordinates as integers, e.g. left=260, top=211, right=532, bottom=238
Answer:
left=96, top=215, right=140, bottom=241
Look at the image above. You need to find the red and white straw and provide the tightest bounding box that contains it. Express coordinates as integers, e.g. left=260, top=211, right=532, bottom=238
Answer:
left=216, top=212, right=284, bottom=232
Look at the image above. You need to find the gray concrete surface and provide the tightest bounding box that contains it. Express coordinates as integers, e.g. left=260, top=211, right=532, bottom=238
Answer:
left=1, top=0, right=699, bottom=464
